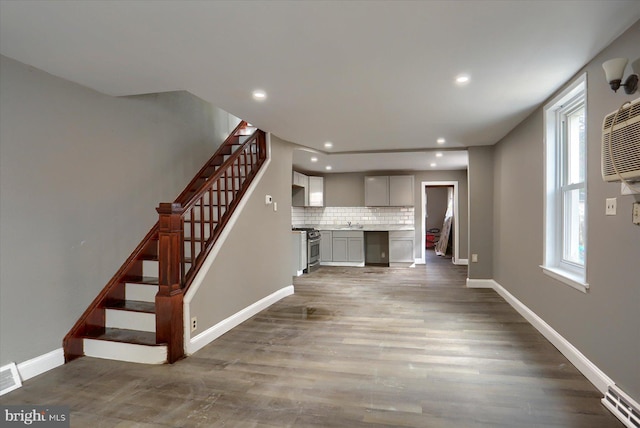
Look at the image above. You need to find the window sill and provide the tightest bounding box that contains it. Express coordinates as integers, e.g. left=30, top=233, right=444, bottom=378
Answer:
left=540, top=265, right=589, bottom=293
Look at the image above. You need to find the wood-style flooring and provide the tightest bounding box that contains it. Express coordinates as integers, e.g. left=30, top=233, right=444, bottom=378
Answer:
left=1, top=250, right=622, bottom=427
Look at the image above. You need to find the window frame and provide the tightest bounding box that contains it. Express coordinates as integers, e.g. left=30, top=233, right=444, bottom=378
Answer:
left=542, top=73, right=589, bottom=293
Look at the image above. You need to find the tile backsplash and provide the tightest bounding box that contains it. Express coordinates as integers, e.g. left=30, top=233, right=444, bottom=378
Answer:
left=292, top=206, right=414, bottom=227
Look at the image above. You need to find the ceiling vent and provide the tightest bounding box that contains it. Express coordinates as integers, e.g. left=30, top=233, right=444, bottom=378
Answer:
left=0, top=362, right=22, bottom=396
left=602, top=97, right=640, bottom=182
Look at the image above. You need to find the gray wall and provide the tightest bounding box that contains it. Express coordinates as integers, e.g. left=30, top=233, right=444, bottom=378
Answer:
left=324, top=172, right=366, bottom=207
left=468, top=146, right=494, bottom=279
left=0, top=55, right=239, bottom=365
left=189, top=135, right=294, bottom=333
left=323, top=169, right=469, bottom=261
left=492, top=22, right=640, bottom=400
left=425, top=187, right=448, bottom=232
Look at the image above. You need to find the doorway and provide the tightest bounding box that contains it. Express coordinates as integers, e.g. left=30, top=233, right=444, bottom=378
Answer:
left=420, top=181, right=463, bottom=265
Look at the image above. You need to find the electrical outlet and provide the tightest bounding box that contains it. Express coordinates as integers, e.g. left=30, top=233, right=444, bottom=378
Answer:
left=633, top=202, right=640, bottom=225
left=191, top=317, right=197, bottom=332
left=471, top=254, right=478, bottom=263
left=605, top=198, right=617, bottom=216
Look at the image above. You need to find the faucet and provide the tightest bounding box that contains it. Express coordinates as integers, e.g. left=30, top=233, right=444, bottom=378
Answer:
left=347, top=221, right=352, bottom=227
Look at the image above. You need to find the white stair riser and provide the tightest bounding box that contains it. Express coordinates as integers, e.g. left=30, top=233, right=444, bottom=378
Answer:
left=83, top=339, right=167, bottom=364
left=106, top=309, right=156, bottom=333
left=125, top=283, right=158, bottom=303
left=142, top=260, right=158, bottom=278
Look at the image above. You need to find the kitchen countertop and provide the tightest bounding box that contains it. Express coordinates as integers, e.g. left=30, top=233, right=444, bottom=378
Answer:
left=300, top=225, right=415, bottom=232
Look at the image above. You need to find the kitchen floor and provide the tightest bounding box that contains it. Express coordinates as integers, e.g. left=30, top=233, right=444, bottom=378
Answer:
left=1, top=256, right=621, bottom=427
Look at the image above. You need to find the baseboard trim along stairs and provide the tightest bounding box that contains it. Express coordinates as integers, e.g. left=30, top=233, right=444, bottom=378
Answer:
left=466, top=277, right=639, bottom=427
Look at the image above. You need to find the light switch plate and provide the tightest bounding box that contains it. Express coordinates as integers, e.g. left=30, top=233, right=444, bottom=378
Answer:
left=606, top=198, right=617, bottom=216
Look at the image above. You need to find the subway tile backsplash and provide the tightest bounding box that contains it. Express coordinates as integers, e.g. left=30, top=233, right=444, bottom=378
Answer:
left=292, top=206, right=414, bottom=227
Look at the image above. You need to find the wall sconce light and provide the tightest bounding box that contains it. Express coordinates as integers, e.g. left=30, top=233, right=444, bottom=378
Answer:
left=602, top=58, right=639, bottom=94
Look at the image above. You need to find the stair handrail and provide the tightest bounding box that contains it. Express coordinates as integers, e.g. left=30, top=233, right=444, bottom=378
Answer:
left=174, top=120, right=252, bottom=205
left=180, top=129, right=266, bottom=290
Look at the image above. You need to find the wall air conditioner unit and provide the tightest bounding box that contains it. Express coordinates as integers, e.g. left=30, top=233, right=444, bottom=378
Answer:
left=602, top=97, right=640, bottom=182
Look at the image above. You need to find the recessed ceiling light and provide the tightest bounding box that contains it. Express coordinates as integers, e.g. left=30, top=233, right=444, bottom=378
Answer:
left=324, top=142, right=333, bottom=149
left=325, top=165, right=333, bottom=171
left=252, top=89, right=267, bottom=101
left=455, top=74, right=470, bottom=85
left=430, top=163, right=437, bottom=167
left=310, top=156, right=318, bottom=162
left=435, top=152, right=443, bottom=158
left=437, top=138, right=446, bottom=145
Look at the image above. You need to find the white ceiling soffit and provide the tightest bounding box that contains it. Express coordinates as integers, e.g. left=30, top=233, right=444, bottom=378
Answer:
left=1, top=1, right=639, bottom=157
left=293, top=148, right=469, bottom=174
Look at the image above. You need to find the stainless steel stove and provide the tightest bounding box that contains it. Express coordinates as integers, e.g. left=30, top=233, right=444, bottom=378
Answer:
left=292, top=228, right=320, bottom=272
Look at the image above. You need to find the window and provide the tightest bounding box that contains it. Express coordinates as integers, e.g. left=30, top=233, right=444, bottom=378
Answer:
left=542, top=74, right=588, bottom=292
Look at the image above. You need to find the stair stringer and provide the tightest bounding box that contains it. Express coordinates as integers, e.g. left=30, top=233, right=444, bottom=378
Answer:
left=181, top=133, right=293, bottom=356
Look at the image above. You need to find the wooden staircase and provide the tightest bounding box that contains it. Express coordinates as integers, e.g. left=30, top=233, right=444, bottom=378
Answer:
left=63, top=121, right=267, bottom=364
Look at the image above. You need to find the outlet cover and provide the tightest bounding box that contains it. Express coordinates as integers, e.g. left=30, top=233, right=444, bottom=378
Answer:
left=191, top=317, right=197, bottom=332
left=606, top=198, right=617, bottom=216
left=633, top=202, right=640, bottom=225
left=471, top=254, right=478, bottom=263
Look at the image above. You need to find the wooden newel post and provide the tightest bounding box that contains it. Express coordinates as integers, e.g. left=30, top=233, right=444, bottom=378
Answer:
left=156, top=202, right=184, bottom=363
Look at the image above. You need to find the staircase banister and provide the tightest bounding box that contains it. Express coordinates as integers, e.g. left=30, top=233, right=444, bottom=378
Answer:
left=179, top=130, right=261, bottom=213
left=174, top=120, right=249, bottom=205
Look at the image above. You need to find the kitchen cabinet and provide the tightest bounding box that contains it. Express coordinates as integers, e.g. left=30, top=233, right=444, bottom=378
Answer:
left=292, top=171, right=308, bottom=206
left=292, top=171, right=308, bottom=188
left=319, top=230, right=333, bottom=262
left=332, top=231, right=364, bottom=263
left=364, top=176, right=389, bottom=206
left=291, top=231, right=307, bottom=276
left=308, top=176, right=324, bottom=207
left=389, top=230, right=414, bottom=263
left=389, top=175, right=414, bottom=206
left=292, top=171, right=323, bottom=207
left=364, top=175, right=414, bottom=206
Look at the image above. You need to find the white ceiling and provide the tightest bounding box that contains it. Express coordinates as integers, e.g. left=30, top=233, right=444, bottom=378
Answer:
left=1, top=1, right=639, bottom=173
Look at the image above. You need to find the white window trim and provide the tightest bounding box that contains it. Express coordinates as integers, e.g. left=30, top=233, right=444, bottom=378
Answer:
left=542, top=73, right=589, bottom=293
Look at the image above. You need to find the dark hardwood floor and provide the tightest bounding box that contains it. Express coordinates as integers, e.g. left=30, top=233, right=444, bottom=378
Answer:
left=1, top=250, right=622, bottom=427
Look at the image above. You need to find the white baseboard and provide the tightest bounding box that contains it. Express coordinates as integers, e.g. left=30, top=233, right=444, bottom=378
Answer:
left=467, top=277, right=614, bottom=394
left=454, top=258, right=469, bottom=266
left=186, top=285, right=294, bottom=355
left=466, top=278, right=497, bottom=288
left=17, top=348, right=64, bottom=382
left=320, top=262, right=365, bottom=267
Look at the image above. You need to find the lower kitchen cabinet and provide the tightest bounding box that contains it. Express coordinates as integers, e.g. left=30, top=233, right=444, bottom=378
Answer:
left=389, top=230, right=414, bottom=263
left=325, top=230, right=364, bottom=263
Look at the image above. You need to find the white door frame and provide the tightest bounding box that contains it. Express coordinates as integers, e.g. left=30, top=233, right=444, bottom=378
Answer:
left=419, top=181, right=466, bottom=265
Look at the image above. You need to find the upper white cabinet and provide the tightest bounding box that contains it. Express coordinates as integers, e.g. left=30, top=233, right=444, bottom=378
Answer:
left=364, top=176, right=390, bottom=206
left=292, top=171, right=309, bottom=188
left=364, top=175, right=414, bottom=206
left=308, top=176, right=324, bottom=207
left=389, top=175, right=414, bottom=206
left=292, top=171, right=323, bottom=207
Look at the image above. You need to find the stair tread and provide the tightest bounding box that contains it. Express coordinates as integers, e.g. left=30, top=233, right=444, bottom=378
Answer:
left=122, top=276, right=159, bottom=285
left=106, top=300, right=155, bottom=313
left=85, top=328, right=164, bottom=346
